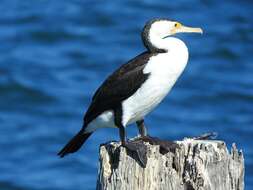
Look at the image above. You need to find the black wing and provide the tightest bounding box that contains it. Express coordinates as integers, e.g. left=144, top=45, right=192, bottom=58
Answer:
left=83, top=51, right=155, bottom=126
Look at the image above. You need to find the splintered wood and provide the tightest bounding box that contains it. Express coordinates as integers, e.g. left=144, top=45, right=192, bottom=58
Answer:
left=96, top=139, right=244, bottom=190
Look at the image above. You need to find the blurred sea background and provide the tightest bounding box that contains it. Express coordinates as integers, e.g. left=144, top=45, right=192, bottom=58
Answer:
left=0, top=0, right=252, bottom=189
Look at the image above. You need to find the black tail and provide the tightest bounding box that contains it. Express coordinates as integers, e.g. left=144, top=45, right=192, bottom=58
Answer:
left=58, top=130, right=92, bottom=158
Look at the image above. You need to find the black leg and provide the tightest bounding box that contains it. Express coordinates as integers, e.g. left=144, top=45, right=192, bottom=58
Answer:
left=114, top=107, right=147, bottom=167
left=114, top=107, right=127, bottom=146
left=119, top=125, right=147, bottom=168
left=119, top=125, right=126, bottom=145
left=117, top=124, right=147, bottom=168
left=136, top=119, right=147, bottom=137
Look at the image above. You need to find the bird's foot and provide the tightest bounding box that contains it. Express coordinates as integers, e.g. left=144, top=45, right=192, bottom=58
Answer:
left=122, top=141, right=148, bottom=168
left=191, top=132, right=218, bottom=140
left=133, top=135, right=179, bottom=155
left=121, top=132, right=217, bottom=167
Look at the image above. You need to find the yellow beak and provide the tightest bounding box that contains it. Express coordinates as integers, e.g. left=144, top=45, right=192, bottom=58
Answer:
left=172, top=25, right=203, bottom=35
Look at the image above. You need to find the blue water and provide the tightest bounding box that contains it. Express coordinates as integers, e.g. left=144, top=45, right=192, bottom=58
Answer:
left=0, top=0, right=252, bottom=189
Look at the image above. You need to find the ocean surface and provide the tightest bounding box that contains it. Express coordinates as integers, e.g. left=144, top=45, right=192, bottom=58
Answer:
left=0, top=0, right=252, bottom=189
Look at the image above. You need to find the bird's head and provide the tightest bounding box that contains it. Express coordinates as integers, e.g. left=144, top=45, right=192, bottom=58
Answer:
left=142, top=19, right=203, bottom=53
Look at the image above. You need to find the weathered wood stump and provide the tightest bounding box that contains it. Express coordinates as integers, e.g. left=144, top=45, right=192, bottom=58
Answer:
left=96, top=138, right=244, bottom=190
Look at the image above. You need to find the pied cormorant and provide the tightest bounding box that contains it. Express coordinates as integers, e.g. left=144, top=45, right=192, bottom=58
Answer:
left=58, top=18, right=203, bottom=166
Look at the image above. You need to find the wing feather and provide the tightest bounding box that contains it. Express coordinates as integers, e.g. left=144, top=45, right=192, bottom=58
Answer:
left=83, top=51, right=155, bottom=125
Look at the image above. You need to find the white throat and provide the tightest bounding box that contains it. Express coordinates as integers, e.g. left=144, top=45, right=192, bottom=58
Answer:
left=149, top=34, right=188, bottom=54
left=144, top=37, right=189, bottom=76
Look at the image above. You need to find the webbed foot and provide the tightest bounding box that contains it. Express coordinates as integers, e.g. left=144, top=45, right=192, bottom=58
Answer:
left=133, top=135, right=179, bottom=154
left=192, top=132, right=218, bottom=140
left=122, top=141, right=148, bottom=168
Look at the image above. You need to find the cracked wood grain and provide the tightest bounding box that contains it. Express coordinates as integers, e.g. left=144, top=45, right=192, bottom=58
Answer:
left=96, top=139, right=244, bottom=190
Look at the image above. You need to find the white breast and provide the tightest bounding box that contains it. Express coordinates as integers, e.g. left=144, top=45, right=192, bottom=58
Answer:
left=122, top=38, right=189, bottom=126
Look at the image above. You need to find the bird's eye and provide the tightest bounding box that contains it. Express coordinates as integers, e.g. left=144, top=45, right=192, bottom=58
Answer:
left=174, top=22, right=181, bottom=28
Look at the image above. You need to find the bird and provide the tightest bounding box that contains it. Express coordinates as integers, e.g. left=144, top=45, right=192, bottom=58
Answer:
left=58, top=18, right=203, bottom=166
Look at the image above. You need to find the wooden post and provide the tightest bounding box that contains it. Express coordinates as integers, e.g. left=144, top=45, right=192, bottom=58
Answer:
left=96, top=139, right=244, bottom=190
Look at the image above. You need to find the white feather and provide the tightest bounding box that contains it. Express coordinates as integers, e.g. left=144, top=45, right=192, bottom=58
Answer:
left=122, top=37, right=188, bottom=126
left=85, top=110, right=115, bottom=133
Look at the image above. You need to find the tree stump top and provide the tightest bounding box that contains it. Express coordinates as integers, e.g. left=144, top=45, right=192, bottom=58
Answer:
left=97, top=138, right=244, bottom=190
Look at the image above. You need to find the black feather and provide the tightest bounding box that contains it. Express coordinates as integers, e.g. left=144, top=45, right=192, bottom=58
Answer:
left=58, top=130, right=92, bottom=158
left=83, top=51, right=157, bottom=126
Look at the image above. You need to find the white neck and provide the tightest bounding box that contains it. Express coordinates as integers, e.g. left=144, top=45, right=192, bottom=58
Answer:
left=144, top=36, right=189, bottom=75
left=149, top=35, right=188, bottom=54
